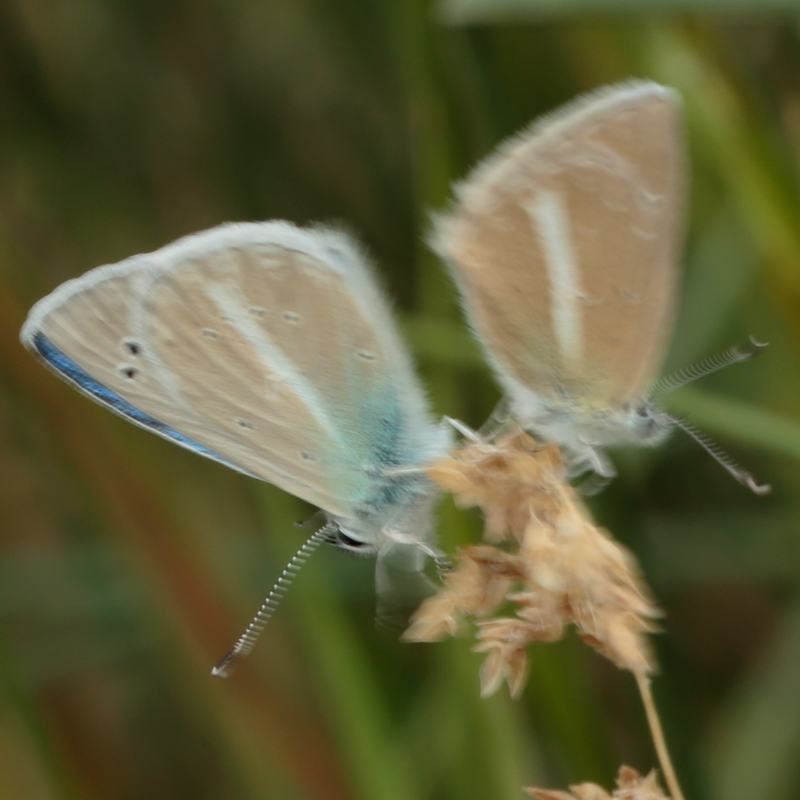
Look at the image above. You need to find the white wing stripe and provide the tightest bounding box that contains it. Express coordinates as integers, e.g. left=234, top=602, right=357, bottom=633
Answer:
left=209, top=284, right=341, bottom=442
left=526, top=189, right=584, bottom=364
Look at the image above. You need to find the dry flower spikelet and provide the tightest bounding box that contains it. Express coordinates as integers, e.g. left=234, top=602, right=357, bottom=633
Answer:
left=526, top=765, right=670, bottom=800
left=404, top=432, right=661, bottom=698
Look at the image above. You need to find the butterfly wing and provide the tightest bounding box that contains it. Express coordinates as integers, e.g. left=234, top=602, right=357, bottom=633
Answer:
left=431, top=81, right=685, bottom=416
left=22, top=222, right=445, bottom=523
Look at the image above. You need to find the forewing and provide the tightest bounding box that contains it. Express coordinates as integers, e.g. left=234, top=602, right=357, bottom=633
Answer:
left=432, top=81, right=684, bottom=410
left=22, top=223, right=437, bottom=518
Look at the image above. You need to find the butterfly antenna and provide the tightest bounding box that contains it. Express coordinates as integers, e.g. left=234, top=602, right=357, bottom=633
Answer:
left=212, top=524, right=337, bottom=678
left=667, top=414, right=771, bottom=495
left=653, top=337, right=767, bottom=398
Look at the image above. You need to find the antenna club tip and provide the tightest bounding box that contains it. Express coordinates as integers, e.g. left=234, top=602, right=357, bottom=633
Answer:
left=746, top=336, right=769, bottom=354
left=211, top=649, right=240, bottom=678
left=746, top=478, right=772, bottom=496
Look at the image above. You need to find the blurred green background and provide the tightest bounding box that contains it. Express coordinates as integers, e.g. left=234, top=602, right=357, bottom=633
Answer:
left=3, top=1, right=800, bottom=799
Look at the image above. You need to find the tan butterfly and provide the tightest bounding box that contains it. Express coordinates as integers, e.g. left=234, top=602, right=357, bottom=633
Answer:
left=432, top=80, right=767, bottom=492
left=22, top=221, right=452, bottom=672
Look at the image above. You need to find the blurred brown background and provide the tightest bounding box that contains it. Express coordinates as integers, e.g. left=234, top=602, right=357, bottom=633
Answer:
left=2, top=2, right=800, bottom=799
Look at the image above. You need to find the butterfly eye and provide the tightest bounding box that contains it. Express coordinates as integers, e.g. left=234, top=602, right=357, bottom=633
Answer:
left=336, top=531, right=368, bottom=550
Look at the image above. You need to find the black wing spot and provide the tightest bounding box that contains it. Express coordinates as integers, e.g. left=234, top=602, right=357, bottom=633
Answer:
left=236, top=418, right=254, bottom=429
left=299, top=451, right=315, bottom=461
left=122, top=339, right=142, bottom=356
left=119, top=365, right=139, bottom=379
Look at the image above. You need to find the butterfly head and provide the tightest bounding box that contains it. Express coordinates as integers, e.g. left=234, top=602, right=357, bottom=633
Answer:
left=515, top=397, right=672, bottom=483
left=522, top=397, right=671, bottom=451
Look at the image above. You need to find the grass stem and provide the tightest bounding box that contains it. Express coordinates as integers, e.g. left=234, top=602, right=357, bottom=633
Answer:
left=636, top=671, right=685, bottom=800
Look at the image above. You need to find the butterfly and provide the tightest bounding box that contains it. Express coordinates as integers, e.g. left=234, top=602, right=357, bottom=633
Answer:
left=431, top=80, right=767, bottom=493
left=21, top=221, right=452, bottom=672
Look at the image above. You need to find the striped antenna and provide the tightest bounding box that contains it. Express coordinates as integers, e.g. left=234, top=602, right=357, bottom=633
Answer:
left=212, top=524, right=336, bottom=677
left=667, top=413, right=771, bottom=495
left=653, top=337, right=767, bottom=398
